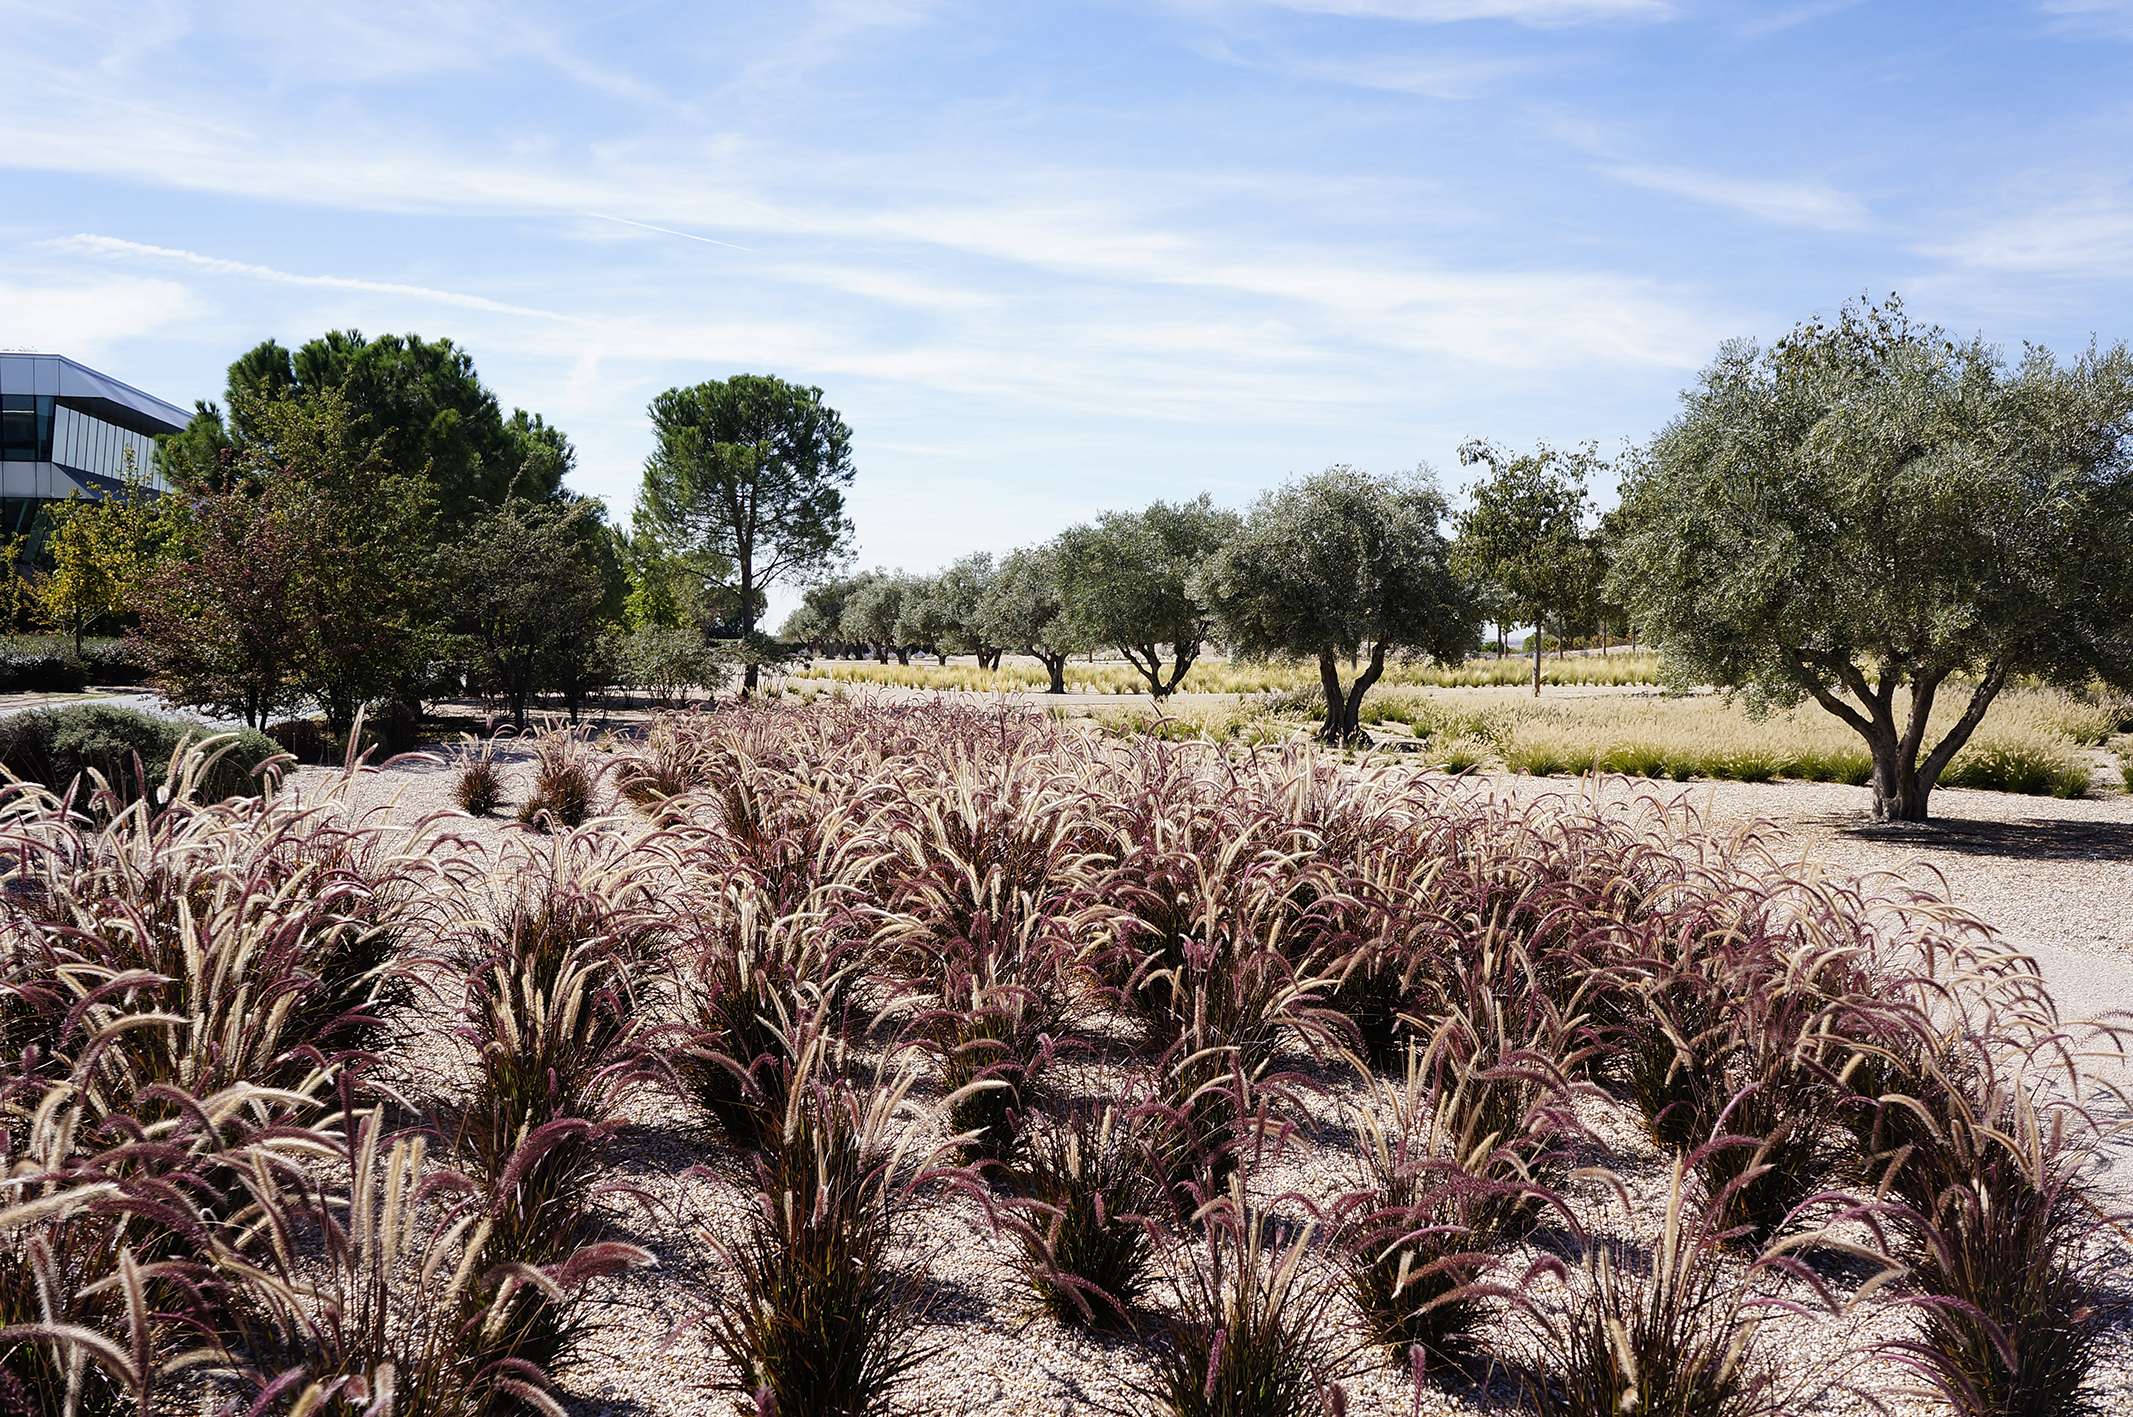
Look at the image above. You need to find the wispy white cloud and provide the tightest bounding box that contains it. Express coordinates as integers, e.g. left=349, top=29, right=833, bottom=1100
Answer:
left=580, top=214, right=760, bottom=253
left=2038, top=0, right=2133, bottom=39
left=1232, top=45, right=1546, bottom=97
left=1918, top=192, right=2133, bottom=278
left=1731, top=0, right=1863, bottom=39
left=50, top=235, right=580, bottom=321
left=1598, top=162, right=1871, bottom=232
left=0, top=274, right=206, bottom=356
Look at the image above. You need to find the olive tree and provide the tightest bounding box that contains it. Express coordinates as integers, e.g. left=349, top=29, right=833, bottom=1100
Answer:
left=1057, top=495, right=1241, bottom=698
left=895, top=572, right=961, bottom=664
left=1450, top=440, right=1598, bottom=695
left=1613, top=296, right=2133, bottom=822
left=925, top=552, right=1003, bottom=666
left=838, top=571, right=913, bottom=663
left=975, top=544, right=1088, bottom=693
left=1202, top=465, right=1477, bottom=742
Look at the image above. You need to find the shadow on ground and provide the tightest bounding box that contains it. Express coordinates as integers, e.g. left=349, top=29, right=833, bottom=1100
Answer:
left=1832, top=816, right=2133, bottom=863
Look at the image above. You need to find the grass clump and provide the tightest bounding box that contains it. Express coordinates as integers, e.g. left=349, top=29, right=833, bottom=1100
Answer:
left=1005, top=1103, right=1167, bottom=1330
left=454, top=732, right=508, bottom=815
left=1522, top=1163, right=1788, bottom=1417
left=1141, top=1181, right=1345, bottom=1417
left=699, top=1071, right=949, bottom=1417
left=516, top=722, right=600, bottom=830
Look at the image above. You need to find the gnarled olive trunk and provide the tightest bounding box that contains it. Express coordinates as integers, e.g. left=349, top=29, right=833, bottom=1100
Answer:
left=1035, top=650, right=1068, bottom=694
left=1122, top=640, right=1198, bottom=699
left=1803, top=658, right=2011, bottom=823
left=1318, top=641, right=1389, bottom=745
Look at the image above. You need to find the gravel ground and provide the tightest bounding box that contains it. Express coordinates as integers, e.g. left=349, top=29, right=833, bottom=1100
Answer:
left=268, top=734, right=2133, bottom=1417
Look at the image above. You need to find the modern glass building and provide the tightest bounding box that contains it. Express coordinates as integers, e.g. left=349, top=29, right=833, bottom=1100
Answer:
left=0, top=353, right=190, bottom=539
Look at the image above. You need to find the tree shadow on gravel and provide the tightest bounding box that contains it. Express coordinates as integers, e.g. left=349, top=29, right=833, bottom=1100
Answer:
left=562, top=1392, right=665, bottom=1417
left=1834, top=815, right=2133, bottom=863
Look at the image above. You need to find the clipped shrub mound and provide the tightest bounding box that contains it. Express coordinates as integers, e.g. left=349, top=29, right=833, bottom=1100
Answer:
left=0, top=703, right=283, bottom=802
left=0, top=636, right=151, bottom=692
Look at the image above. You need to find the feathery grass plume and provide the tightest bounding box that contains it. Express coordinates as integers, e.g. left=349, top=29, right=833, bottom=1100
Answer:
left=1521, top=1160, right=1814, bottom=1417
left=697, top=1062, right=964, bottom=1417
left=209, top=1108, right=644, bottom=1412
left=1139, top=931, right=1334, bottom=1204
left=1002, top=1101, right=1167, bottom=1330
left=0, top=745, right=440, bottom=1122
left=516, top=721, right=602, bottom=831
left=1395, top=944, right=1590, bottom=1246
left=663, top=872, right=864, bottom=1145
left=454, top=731, right=508, bottom=816
left=615, top=710, right=716, bottom=811
left=918, top=969, right=1064, bottom=1165
left=444, top=836, right=665, bottom=1266
left=1140, top=1177, right=1346, bottom=1417
left=1859, top=1023, right=2127, bottom=1417
left=1596, top=868, right=1878, bottom=1245
left=457, top=929, right=645, bottom=1265
left=0, top=1116, right=216, bottom=1417
left=1334, top=1051, right=1538, bottom=1383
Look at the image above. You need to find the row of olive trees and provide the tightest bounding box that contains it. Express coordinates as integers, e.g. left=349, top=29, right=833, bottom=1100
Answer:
left=780, top=474, right=1483, bottom=745
left=782, top=297, right=2133, bottom=822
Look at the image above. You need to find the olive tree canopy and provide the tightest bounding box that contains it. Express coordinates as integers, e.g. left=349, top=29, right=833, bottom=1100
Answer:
left=1612, top=296, right=2133, bottom=822
left=1057, top=495, right=1240, bottom=698
left=975, top=544, right=1088, bottom=693
left=1202, top=465, right=1477, bottom=742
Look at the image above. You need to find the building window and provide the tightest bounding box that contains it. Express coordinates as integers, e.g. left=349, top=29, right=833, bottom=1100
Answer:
left=0, top=395, right=54, bottom=462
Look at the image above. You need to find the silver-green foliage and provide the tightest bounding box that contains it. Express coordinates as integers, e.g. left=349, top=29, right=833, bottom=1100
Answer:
left=1202, top=465, right=1478, bottom=742
left=1611, top=296, right=2133, bottom=821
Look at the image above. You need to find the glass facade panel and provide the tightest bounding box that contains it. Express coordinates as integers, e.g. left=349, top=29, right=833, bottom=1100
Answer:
left=46, top=403, right=156, bottom=481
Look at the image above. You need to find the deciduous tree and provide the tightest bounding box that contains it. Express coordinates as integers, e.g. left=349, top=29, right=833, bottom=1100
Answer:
left=441, top=498, right=615, bottom=726
left=32, top=471, right=176, bottom=657
left=134, top=389, right=438, bottom=737
left=1451, top=440, right=1598, bottom=695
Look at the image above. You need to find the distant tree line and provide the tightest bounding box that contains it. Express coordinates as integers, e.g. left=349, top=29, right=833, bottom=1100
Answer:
left=22, top=295, right=2125, bottom=824
left=10, top=331, right=755, bottom=741
left=778, top=296, right=2133, bottom=822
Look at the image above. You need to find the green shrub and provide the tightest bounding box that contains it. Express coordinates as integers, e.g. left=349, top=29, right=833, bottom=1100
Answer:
left=0, top=646, right=87, bottom=693
left=0, top=705, right=282, bottom=803
left=1942, top=737, right=2090, bottom=799
left=0, top=636, right=149, bottom=692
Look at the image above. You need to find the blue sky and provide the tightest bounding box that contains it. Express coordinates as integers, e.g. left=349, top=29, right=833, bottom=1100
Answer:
left=5, top=0, right=2132, bottom=616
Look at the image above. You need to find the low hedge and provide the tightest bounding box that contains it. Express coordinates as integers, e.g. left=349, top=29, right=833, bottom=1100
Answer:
left=0, top=637, right=151, bottom=692
left=0, top=705, right=284, bottom=804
